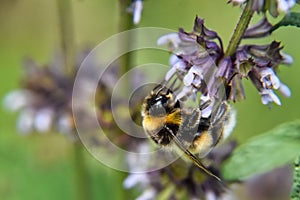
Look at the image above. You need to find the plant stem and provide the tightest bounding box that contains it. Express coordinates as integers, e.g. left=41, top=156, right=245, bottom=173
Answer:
left=57, top=2, right=89, bottom=199
left=118, top=0, right=134, bottom=75
left=74, top=143, right=91, bottom=200
left=115, top=2, right=135, bottom=200
left=57, top=0, right=75, bottom=76
left=224, top=0, right=254, bottom=57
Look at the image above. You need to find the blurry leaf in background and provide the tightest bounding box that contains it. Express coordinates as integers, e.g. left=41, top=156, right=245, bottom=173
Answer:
left=222, top=120, right=300, bottom=181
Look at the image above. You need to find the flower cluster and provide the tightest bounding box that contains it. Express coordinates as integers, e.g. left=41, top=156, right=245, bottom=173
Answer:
left=124, top=142, right=237, bottom=200
left=229, top=0, right=299, bottom=16
left=3, top=50, right=117, bottom=140
left=158, top=16, right=292, bottom=109
left=236, top=41, right=292, bottom=105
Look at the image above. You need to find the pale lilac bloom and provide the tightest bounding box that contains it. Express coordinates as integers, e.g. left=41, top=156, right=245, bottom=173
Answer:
left=127, top=0, right=144, bottom=25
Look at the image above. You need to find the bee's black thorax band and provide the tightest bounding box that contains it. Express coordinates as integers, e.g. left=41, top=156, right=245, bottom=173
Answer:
left=150, top=123, right=180, bottom=145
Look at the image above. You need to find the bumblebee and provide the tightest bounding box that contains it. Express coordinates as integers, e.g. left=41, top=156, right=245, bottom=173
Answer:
left=141, top=84, right=236, bottom=181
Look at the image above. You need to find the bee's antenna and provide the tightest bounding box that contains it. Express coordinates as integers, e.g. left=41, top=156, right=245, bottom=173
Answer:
left=152, top=80, right=167, bottom=95
left=160, top=80, right=167, bottom=86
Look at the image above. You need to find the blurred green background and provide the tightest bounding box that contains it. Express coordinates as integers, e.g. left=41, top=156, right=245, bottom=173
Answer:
left=0, top=0, right=299, bottom=199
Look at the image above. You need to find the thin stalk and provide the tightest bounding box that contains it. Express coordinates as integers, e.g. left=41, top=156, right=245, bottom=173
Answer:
left=57, top=1, right=90, bottom=199
left=57, top=0, right=75, bottom=76
left=118, top=0, right=134, bottom=75
left=224, top=0, right=254, bottom=57
left=115, top=1, right=135, bottom=200
left=74, top=143, right=91, bottom=200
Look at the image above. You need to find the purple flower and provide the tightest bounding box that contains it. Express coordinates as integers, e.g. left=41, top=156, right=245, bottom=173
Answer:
left=124, top=141, right=237, bottom=199
left=3, top=50, right=117, bottom=138
left=228, top=0, right=298, bottom=17
left=127, top=0, right=144, bottom=25
left=158, top=17, right=292, bottom=108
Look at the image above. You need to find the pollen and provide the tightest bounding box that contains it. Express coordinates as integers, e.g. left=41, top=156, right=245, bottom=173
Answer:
left=166, top=109, right=181, bottom=126
left=190, top=131, right=213, bottom=157
left=142, top=115, right=166, bottom=131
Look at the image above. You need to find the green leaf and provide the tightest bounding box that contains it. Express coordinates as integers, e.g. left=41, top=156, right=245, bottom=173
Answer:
left=271, top=12, right=300, bottom=32
left=291, top=156, right=300, bottom=200
left=222, top=120, right=300, bottom=181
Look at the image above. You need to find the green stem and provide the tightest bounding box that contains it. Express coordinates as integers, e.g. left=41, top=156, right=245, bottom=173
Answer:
left=57, top=1, right=88, bottom=199
left=74, top=143, right=91, bottom=200
left=118, top=0, right=134, bottom=75
left=57, top=0, right=75, bottom=76
left=112, top=2, right=135, bottom=200
left=224, top=0, right=254, bottom=57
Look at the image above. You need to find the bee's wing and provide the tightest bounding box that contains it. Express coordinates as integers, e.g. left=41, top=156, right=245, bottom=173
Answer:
left=210, top=101, right=229, bottom=125
left=209, top=101, right=236, bottom=145
left=165, top=126, right=221, bottom=181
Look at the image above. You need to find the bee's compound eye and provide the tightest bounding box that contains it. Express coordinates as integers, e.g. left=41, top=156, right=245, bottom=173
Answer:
left=154, top=95, right=168, bottom=105
left=149, top=102, right=167, bottom=116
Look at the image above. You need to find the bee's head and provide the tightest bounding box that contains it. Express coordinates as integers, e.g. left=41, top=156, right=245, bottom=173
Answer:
left=143, top=85, right=179, bottom=117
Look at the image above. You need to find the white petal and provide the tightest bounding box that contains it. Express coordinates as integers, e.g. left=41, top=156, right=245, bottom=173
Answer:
left=259, top=68, right=273, bottom=78
left=157, top=33, right=180, bottom=47
left=126, top=142, right=151, bottom=172
left=174, top=60, right=186, bottom=71
left=277, top=0, right=296, bottom=13
left=201, top=104, right=213, bottom=118
left=57, top=113, right=73, bottom=134
left=17, top=109, right=35, bottom=134
left=169, top=54, right=180, bottom=66
left=277, top=0, right=289, bottom=12
left=260, top=89, right=272, bottom=105
left=200, top=95, right=213, bottom=117
left=205, top=191, right=217, bottom=200
left=287, top=0, right=296, bottom=7
left=281, top=52, right=294, bottom=65
left=269, top=90, right=282, bottom=105
left=259, top=68, right=280, bottom=89
left=34, top=108, right=54, bottom=133
left=176, top=86, right=193, bottom=100
left=279, top=83, right=292, bottom=97
left=260, top=89, right=281, bottom=105
left=200, top=94, right=210, bottom=102
left=133, top=0, right=143, bottom=24
left=229, top=0, right=247, bottom=5
left=261, top=95, right=271, bottom=105
left=183, top=71, right=194, bottom=86
left=189, top=66, right=204, bottom=79
left=165, top=67, right=177, bottom=81
left=123, top=173, right=148, bottom=189
left=136, top=189, right=156, bottom=200
left=270, top=74, right=281, bottom=89
left=3, top=90, right=32, bottom=112
left=193, top=76, right=202, bottom=87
